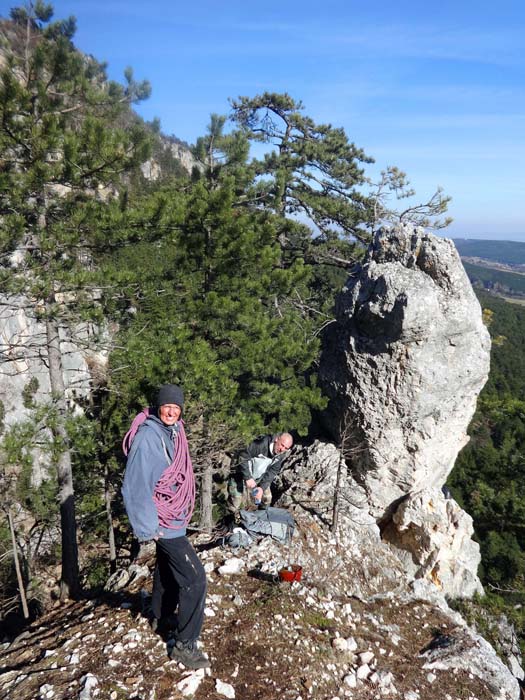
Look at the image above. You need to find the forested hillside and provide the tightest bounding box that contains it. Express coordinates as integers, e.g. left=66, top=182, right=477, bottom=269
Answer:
left=451, top=291, right=525, bottom=572
left=454, top=239, right=525, bottom=267
left=449, top=291, right=525, bottom=645
left=463, top=262, right=525, bottom=298
left=5, top=3, right=523, bottom=667
left=454, top=239, right=525, bottom=299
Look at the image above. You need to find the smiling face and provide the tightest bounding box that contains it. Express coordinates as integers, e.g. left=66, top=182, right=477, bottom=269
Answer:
left=158, top=403, right=182, bottom=426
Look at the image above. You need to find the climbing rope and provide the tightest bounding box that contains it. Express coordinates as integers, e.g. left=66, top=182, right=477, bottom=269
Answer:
left=123, top=408, right=196, bottom=529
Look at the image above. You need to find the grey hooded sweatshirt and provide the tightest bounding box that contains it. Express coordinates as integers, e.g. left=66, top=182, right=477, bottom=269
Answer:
left=122, top=414, right=186, bottom=542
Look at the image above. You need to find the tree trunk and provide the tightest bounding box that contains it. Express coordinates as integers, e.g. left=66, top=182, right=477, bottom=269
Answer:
left=45, top=313, right=80, bottom=601
left=7, top=508, right=29, bottom=619
left=199, top=460, right=214, bottom=532
left=104, top=464, right=117, bottom=573
left=331, top=456, right=344, bottom=534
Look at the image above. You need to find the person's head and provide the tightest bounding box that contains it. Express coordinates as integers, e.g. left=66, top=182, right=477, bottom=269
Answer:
left=155, top=384, right=184, bottom=426
left=274, top=432, right=293, bottom=454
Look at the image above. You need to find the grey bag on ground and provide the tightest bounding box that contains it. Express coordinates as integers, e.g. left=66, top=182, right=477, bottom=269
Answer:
left=226, top=527, right=254, bottom=549
left=239, top=507, right=295, bottom=544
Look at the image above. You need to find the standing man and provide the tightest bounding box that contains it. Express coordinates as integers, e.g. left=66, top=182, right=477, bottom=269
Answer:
left=122, top=384, right=209, bottom=669
left=228, top=432, right=294, bottom=513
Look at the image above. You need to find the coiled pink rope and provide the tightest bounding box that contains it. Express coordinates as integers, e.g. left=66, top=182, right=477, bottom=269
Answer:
left=122, top=409, right=150, bottom=456
left=123, top=408, right=196, bottom=530
left=154, top=421, right=195, bottom=529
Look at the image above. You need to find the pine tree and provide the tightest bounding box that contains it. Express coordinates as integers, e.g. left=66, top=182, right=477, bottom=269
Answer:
left=229, top=92, right=373, bottom=265
left=0, top=3, right=151, bottom=599
left=105, top=118, right=326, bottom=529
left=230, top=92, right=452, bottom=270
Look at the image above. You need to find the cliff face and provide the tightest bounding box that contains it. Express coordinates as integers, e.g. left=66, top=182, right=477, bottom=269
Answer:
left=140, top=135, right=200, bottom=180
left=318, top=225, right=490, bottom=598
left=0, top=300, right=107, bottom=483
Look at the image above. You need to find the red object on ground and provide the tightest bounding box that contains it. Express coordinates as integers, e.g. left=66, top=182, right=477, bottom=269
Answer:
left=278, top=565, right=303, bottom=582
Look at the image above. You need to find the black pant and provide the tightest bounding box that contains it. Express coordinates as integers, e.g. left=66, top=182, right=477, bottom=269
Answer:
left=151, top=536, right=207, bottom=643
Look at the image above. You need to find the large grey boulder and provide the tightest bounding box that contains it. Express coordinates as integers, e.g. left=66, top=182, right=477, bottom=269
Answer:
left=318, top=225, right=490, bottom=598
left=319, top=225, right=491, bottom=517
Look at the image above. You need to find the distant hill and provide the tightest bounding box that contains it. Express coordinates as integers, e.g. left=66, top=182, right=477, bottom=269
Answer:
left=463, top=261, right=525, bottom=297
left=453, top=239, right=525, bottom=299
left=454, top=238, right=525, bottom=266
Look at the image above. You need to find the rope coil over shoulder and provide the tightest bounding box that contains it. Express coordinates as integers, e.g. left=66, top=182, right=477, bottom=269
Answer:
left=123, top=408, right=195, bottom=530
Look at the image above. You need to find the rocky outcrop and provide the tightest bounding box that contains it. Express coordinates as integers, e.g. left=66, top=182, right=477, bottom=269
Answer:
left=382, top=488, right=483, bottom=598
left=0, top=299, right=107, bottom=483
left=489, top=615, right=525, bottom=681
left=140, top=136, right=200, bottom=181
left=318, top=225, right=490, bottom=597
left=274, top=439, right=519, bottom=697
left=168, top=139, right=199, bottom=174
left=320, top=225, right=490, bottom=514
left=277, top=441, right=483, bottom=600
left=277, top=441, right=407, bottom=599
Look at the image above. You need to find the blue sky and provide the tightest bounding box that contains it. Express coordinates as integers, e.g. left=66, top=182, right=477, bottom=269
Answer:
left=1, top=0, right=524, bottom=239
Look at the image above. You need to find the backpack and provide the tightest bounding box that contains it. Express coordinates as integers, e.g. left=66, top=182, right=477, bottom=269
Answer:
left=225, top=527, right=254, bottom=550
left=239, top=507, right=295, bottom=544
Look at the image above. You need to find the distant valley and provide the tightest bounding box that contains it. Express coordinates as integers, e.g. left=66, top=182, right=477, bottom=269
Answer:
left=454, top=238, right=525, bottom=302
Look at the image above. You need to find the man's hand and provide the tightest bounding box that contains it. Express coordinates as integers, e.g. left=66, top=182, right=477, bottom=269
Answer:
left=245, top=478, right=257, bottom=489
left=252, top=486, right=263, bottom=503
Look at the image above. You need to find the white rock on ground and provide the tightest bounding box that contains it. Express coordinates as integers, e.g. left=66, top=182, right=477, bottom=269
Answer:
left=404, top=692, right=419, bottom=700
left=215, top=679, right=236, bottom=698
left=356, top=664, right=371, bottom=680
left=175, top=670, right=206, bottom=697
left=343, top=673, right=357, bottom=688
left=78, top=674, right=98, bottom=700
left=346, top=637, right=358, bottom=652
left=332, top=637, right=348, bottom=652
left=358, top=651, right=374, bottom=665
left=218, top=557, right=245, bottom=575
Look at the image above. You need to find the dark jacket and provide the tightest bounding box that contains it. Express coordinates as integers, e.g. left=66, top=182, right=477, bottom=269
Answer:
left=236, top=434, right=289, bottom=491
left=122, top=415, right=186, bottom=542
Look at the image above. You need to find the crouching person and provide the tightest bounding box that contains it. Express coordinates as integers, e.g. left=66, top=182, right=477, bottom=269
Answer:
left=122, top=384, right=209, bottom=669
left=228, top=432, right=293, bottom=513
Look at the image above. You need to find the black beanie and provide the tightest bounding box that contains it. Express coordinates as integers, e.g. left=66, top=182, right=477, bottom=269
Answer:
left=155, top=384, right=184, bottom=409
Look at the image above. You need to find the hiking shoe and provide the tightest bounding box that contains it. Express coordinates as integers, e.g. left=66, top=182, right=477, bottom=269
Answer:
left=168, top=639, right=210, bottom=669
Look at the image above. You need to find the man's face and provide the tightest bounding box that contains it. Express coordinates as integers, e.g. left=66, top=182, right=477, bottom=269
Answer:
left=158, top=403, right=182, bottom=426
left=275, top=435, right=293, bottom=454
